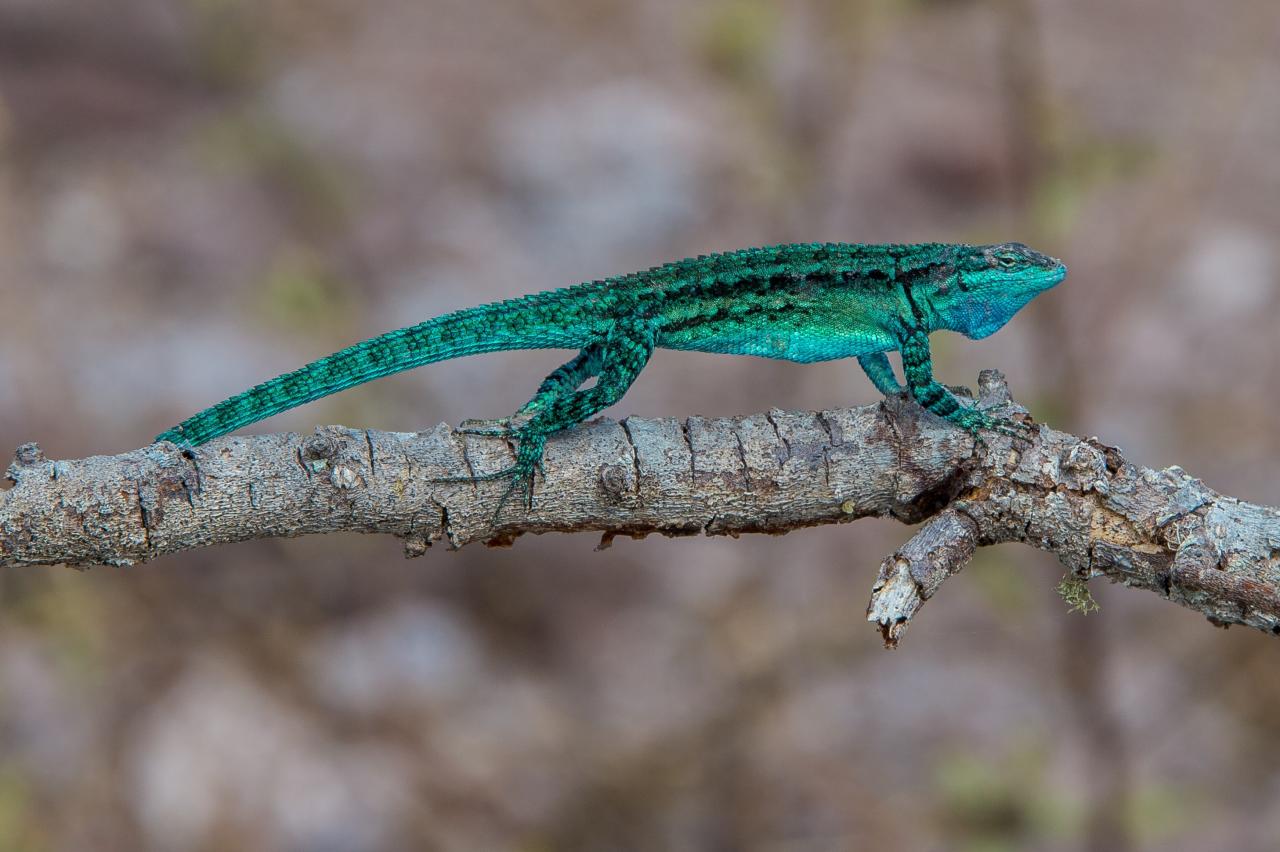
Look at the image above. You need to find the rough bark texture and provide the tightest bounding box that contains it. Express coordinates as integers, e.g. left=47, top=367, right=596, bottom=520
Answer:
left=3, top=372, right=1278, bottom=646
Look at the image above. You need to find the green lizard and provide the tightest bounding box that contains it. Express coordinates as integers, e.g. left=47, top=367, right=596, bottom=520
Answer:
left=157, top=242, right=1065, bottom=506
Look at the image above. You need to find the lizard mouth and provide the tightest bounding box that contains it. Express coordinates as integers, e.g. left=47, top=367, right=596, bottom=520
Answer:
left=1038, top=262, right=1067, bottom=288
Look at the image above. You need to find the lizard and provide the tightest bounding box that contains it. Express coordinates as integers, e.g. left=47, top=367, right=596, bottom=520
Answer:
left=156, top=242, right=1066, bottom=508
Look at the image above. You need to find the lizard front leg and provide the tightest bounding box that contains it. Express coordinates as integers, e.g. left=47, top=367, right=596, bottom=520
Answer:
left=857, top=352, right=905, bottom=396
left=899, top=328, right=1022, bottom=436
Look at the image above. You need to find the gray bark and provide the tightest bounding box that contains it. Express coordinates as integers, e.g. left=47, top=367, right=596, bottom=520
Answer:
left=3, top=371, right=1278, bottom=646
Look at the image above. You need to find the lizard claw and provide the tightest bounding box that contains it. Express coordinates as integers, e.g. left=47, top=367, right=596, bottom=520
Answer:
left=432, top=468, right=515, bottom=484
left=970, top=411, right=1036, bottom=447
left=946, top=404, right=1036, bottom=449
left=457, top=418, right=516, bottom=437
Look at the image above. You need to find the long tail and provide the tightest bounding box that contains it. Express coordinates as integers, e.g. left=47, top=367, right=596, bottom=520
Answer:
left=155, top=293, right=593, bottom=447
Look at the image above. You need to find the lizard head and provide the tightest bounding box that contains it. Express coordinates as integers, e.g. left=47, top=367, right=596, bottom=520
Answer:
left=925, top=242, right=1066, bottom=339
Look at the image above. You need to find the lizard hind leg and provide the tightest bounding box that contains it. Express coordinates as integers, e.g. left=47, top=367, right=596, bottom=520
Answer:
left=457, top=345, right=605, bottom=437
left=857, top=352, right=905, bottom=396
left=444, top=327, right=654, bottom=516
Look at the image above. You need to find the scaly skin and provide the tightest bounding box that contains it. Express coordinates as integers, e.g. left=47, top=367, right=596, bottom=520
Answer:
left=157, top=242, right=1066, bottom=509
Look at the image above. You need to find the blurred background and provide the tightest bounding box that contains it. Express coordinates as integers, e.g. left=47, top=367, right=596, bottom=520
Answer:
left=1, top=0, right=1279, bottom=849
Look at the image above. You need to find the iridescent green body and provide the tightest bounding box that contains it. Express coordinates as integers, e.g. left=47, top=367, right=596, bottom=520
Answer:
left=157, top=242, right=1065, bottom=503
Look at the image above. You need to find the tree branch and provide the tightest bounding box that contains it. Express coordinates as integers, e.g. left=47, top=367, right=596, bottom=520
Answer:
left=4, top=371, right=1278, bottom=646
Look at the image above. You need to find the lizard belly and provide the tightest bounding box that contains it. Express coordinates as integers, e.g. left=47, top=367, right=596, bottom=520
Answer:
left=661, top=327, right=896, bottom=364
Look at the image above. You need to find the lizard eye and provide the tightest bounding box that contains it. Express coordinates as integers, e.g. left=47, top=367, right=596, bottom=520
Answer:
left=993, top=252, right=1020, bottom=269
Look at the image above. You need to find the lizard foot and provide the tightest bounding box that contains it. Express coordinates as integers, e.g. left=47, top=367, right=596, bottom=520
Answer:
left=975, top=417, right=1037, bottom=452
left=949, top=407, right=1036, bottom=447
left=457, top=415, right=531, bottom=437
left=432, top=461, right=542, bottom=518
left=433, top=430, right=548, bottom=518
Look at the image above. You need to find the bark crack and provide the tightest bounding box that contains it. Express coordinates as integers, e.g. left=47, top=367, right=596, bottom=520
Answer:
left=816, top=411, right=835, bottom=490
left=621, top=419, right=644, bottom=496
left=680, top=417, right=696, bottom=479
left=136, top=479, right=152, bottom=551
left=765, top=410, right=791, bottom=463
left=732, top=427, right=752, bottom=492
